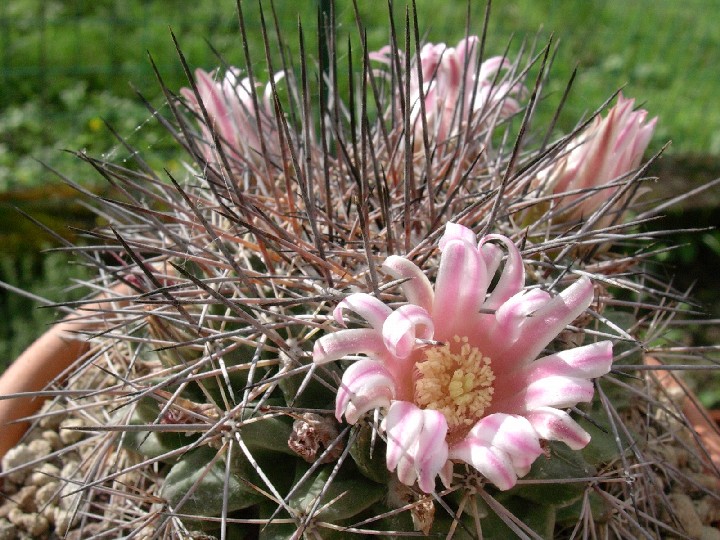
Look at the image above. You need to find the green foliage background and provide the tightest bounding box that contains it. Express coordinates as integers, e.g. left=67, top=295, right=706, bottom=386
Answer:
left=1, top=1, right=718, bottom=402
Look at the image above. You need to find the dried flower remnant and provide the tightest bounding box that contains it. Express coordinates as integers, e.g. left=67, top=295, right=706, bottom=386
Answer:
left=371, top=36, right=525, bottom=149
left=313, top=222, right=613, bottom=493
left=288, top=412, right=343, bottom=464
left=537, top=93, right=657, bottom=222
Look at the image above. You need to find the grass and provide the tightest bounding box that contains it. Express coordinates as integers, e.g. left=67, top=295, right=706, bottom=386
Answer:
left=1, top=1, right=719, bottom=192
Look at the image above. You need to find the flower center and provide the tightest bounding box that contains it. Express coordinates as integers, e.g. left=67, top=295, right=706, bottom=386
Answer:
left=414, top=335, right=495, bottom=430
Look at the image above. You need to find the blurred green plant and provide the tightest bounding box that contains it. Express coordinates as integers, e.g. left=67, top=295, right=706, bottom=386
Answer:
left=0, top=82, right=181, bottom=191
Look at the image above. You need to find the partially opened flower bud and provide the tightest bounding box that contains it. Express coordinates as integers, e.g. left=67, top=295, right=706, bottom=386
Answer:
left=180, top=67, right=280, bottom=177
left=371, top=37, right=525, bottom=151
left=537, top=93, right=657, bottom=223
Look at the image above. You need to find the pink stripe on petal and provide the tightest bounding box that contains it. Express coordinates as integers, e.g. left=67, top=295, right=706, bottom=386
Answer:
left=336, top=360, right=395, bottom=423
left=524, top=376, right=595, bottom=409
left=313, top=329, right=387, bottom=365
left=526, top=407, right=591, bottom=450
left=415, top=410, right=449, bottom=493
left=504, top=276, right=594, bottom=366
left=432, top=239, right=487, bottom=338
left=478, top=56, right=511, bottom=81
left=449, top=440, right=517, bottom=491
left=479, top=234, right=525, bottom=310
left=529, top=341, right=613, bottom=380
left=382, top=256, right=434, bottom=313
left=382, top=304, right=434, bottom=359
left=480, top=242, right=502, bottom=277
left=489, top=415, right=543, bottom=476
left=486, top=288, right=552, bottom=355
left=383, top=402, right=425, bottom=487
left=456, top=36, right=479, bottom=67
left=466, top=413, right=504, bottom=442
left=464, top=413, right=541, bottom=476
left=334, top=293, right=393, bottom=330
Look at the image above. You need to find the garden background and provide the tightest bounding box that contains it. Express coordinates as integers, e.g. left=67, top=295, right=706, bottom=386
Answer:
left=1, top=0, right=719, bottom=405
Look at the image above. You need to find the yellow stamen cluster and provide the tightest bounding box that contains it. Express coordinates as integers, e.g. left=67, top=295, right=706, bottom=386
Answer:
left=415, top=335, right=495, bottom=429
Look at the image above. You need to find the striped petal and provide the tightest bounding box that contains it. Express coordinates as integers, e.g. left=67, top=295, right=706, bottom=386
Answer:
left=382, top=256, right=434, bottom=313
left=526, top=407, right=591, bottom=450
left=383, top=401, right=424, bottom=486
left=449, top=439, right=517, bottom=491
left=334, top=293, right=393, bottom=330
left=438, top=222, right=477, bottom=250
left=463, top=413, right=543, bottom=478
left=432, top=238, right=487, bottom=338
left=524, top=376, right=595, bottom=410
left=527, top=341, right=613, bottom=380
left=504, top=276, right=594, bottom=366
left=480, top=242, right=503, bottom=279
left=382, top=402, right=449, bottom=493
left=479, top=234, right=525, bottom=310
left=382, top=304, right=434, bottom=359
left=313, top=329, right=387, bottom=365
left=336, top=359, right=396, bottom=423
left=486, top=288, right=552, bottom=355
left=414, top=410, right=449, bottom=493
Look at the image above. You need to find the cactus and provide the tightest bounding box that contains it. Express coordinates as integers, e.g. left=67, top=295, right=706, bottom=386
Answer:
left=2, top=2, right=719, bottom=539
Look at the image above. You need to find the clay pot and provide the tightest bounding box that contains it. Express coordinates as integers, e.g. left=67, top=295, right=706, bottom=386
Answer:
left=0, top=284, right=132, bottom=461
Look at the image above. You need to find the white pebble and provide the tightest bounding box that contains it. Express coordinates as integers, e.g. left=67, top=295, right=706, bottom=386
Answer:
left=29, top=463, right=60, bottom=488
left=58, top=419, right=85, bottom=445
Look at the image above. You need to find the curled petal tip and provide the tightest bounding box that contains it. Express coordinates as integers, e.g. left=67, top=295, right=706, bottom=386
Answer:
left=382, top=304, right=434, bottom=359
left=439, top=222, right=476, bottom=251
left=527, top=407, right=591, bottom=450
left=336, top=360, right=395, bottom=424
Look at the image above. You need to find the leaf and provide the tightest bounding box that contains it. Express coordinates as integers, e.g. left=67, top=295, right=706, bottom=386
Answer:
left=348, top=422, right=390, bottom=484
left=161, top=446, right=266, bottom=517
left=512, top=442, right=595, bottom=508
left=481, top=493, right=557, bottom=540
left=579, top=401, right=635, bottom=466
left=236, top=415, right=296, bottom=456
left=118, top=399, right=197, bottom=460
left=289, top=462, right=384, bottom=522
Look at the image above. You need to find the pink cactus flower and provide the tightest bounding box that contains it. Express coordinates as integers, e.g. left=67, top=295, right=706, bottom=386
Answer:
left=313, top=222, right=613, bottom=493
left=539, top=93, right=657, bottom=221
left=180, top=67, right=278, bottom=173
left=371, top=36, right=524, bottom=146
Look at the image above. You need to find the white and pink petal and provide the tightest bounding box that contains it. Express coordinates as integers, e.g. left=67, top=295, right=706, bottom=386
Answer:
left=383, top=401, right=425, bottom=486
left=382, top=256, right=434, bottom=313
left=382, top=304, right=434, bottom=359
left=527, top=341, right=613, bottom=381
left=479, top=234, right=525, bottom=310
left=336, top=359, right=396, bottom=423
left=313, top=329, right=387, bottom=365
left=413, top=410, right=449, bottom=493
left=463, top=414, right=543, bottom=478
left=449, top=439, right=517, bottom=491
left=526, top=407, right=591, bottom=450
left=503, top=276, right=594, bottom=366
left=432, top=237, right=487, bottom=338
left=334, top=293, right=392, bottom=330
left=439, top=222, right=477, bottom=250
left=382, top=402, right=449, bottom=493
left=523, top=376, right=595, bottom=410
